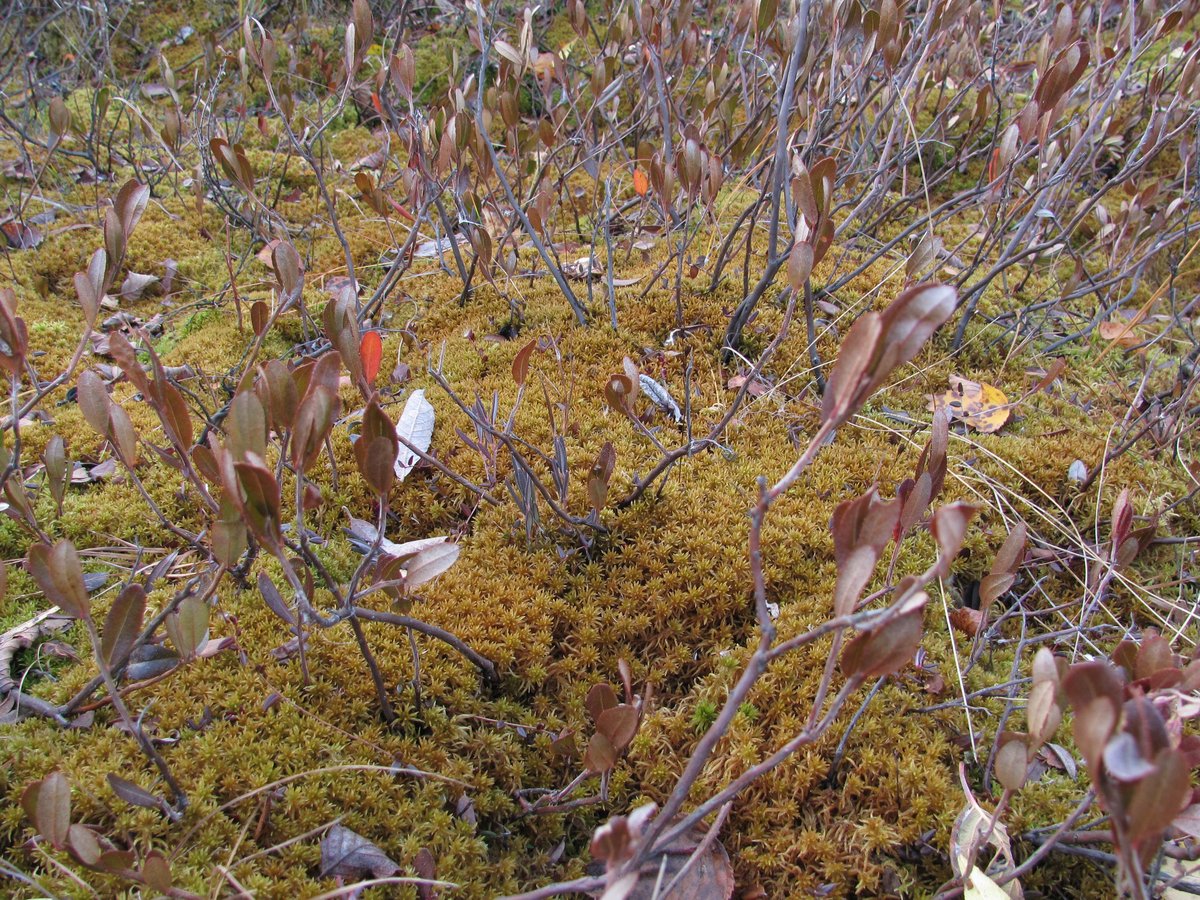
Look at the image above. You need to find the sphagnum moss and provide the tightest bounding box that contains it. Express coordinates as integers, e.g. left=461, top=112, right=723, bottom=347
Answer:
left=2, top=3, right=1197, bottom=897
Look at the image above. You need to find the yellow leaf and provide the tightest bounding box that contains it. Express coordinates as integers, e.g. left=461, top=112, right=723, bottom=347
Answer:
left=929, top=375, right=1010, bottom=434
left=965, top=867, right=1016, bottom=900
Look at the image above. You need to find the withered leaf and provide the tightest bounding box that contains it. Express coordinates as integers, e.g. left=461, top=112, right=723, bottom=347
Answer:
left=929, top=375, right=1010, bottom=434
left=319, top=824, right=399, bottom=879
left=394, top=389, right=435, bottom=481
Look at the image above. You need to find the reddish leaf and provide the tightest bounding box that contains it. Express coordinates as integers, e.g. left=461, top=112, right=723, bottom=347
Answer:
left=1126, top=749, right=1190, bottom=844
left=23, top=771, right=71, bottom=848
left=27, top=541, right=91, bottom=620
left=586, top=683, right=619, bottom=723
left=596, top=705, right=639, bottom=752
left=841, top=591, right=927, bottom=679
left=251, top=300, right=270, bottom=336
left=583, top=731, right=618, bottom=773
left=67, top=823, right=100, bottom=866
left=100, top=584, right=145, bottom=668
left=360, top=330, right=382, bottom=387
left=512, top=338, right=537, bottom=387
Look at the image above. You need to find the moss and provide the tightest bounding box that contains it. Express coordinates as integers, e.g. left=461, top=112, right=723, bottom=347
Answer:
left=0, top=3, right=1197, bottom=898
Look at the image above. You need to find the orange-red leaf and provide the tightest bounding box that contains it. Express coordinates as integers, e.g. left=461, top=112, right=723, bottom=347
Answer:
left=360, top=331, right=382, bottom=387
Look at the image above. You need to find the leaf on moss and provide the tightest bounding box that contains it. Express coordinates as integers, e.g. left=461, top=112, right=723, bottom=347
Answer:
left=319, top=824, right=399, bottom=879
left=929, top=375, right=1011, bottom=434
left=394, top=389, right=435, bottom=481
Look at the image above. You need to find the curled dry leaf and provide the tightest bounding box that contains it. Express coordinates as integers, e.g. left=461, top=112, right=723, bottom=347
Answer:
left=603, top=374, right=637, bottom=417
left=929, top=375, right=1010, bottom=433
left=588, top=442, right=617, bottom=513
left=638, top=374, right=682, bottom=423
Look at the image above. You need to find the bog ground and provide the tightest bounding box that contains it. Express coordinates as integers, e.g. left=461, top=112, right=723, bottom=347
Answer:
left=1, top=1, right=1199, bottom=898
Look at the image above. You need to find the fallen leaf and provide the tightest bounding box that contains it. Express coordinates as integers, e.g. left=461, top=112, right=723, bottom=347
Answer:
left=727, top=374, right=769, bottom=397
left=638, top=375, right=682, bottom=423
left=394, top=389, right=435, bottom=481
left=120, top=272, right=160, bottom=301
left=350, top=147, right=388, bottom=170
left=0, top=609, right=75, bottom=694
left=929, top=376, right=1011, bottom=434
left=561, top=257, right=642, bottom=286
left=2, top=221, right=42, bottom=249
left=589, top=823, right=735, bottom=900
left=319, top=824, right=399, bottom=879
left=949, top=607, right=983, bottom=637
left=1098, top=319, right=1140, bottom=348
left=414, top=235, right=469, bottom=259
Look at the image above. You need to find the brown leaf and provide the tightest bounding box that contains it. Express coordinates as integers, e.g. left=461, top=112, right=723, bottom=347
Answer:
left=100, top=584, right=145, bottom=669
left=1126, top=748, right=1191, bottom=844
left=596, top=705, right=639, bottom=752
left=995, top=733, right=1030, bottom=791
left=24, top=771, right=71, bottom=848
left=27, top=541, right=91, bottom=620
left=841, top=591, right=927, bottom=679
left=140, top=850, right=173, bottom=893
left=586, top=683, right=619, bottom=723
left=66, top=823, right=101, bottom=866
left=2, top=221, right=42, bottom=249
left=1098, top=319, right=1140, bottom=348
left=512, top=338, right=537, bottom=387
left=948, top=606, right=982, bottom=637
left=614, top=823, right=736, bottom=900
left=319, top=824, right=399, bottom=879
left=403, top=541, right=460, bottom=590
left=587, top=442, right=616, bottom=513
left=583, top=731, right=618, bottom=773
left=1062, top=660, right=1123, bottom=771
left=165, top=594, right=209, bottom=660
left=930, top=502, right=977, bottom=576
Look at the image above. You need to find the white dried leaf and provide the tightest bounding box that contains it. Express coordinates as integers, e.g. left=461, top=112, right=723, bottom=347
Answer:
left=120, top=272, right=160, bottom=300
left=394, top=389, right=435, bottom=481
left=344, top=512, right=451, bottom=560
left=404, top=541, right=461, bottom=589
left=638, top=374, right=682, bottom=423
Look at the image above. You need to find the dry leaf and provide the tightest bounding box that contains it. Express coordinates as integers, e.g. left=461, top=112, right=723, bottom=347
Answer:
left=1, top=609, right=74, bottom=694
left=949, top=606, right=983, bottom=637
left=1098, top=319, right=1140, bottom=348
left=394, top=389, right=435, bottom=481
left=929, top=375, right=1010, bottom=433
left=319, top=824, right=399, bottom=879
left=727, top=374, right=769, bottom=397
